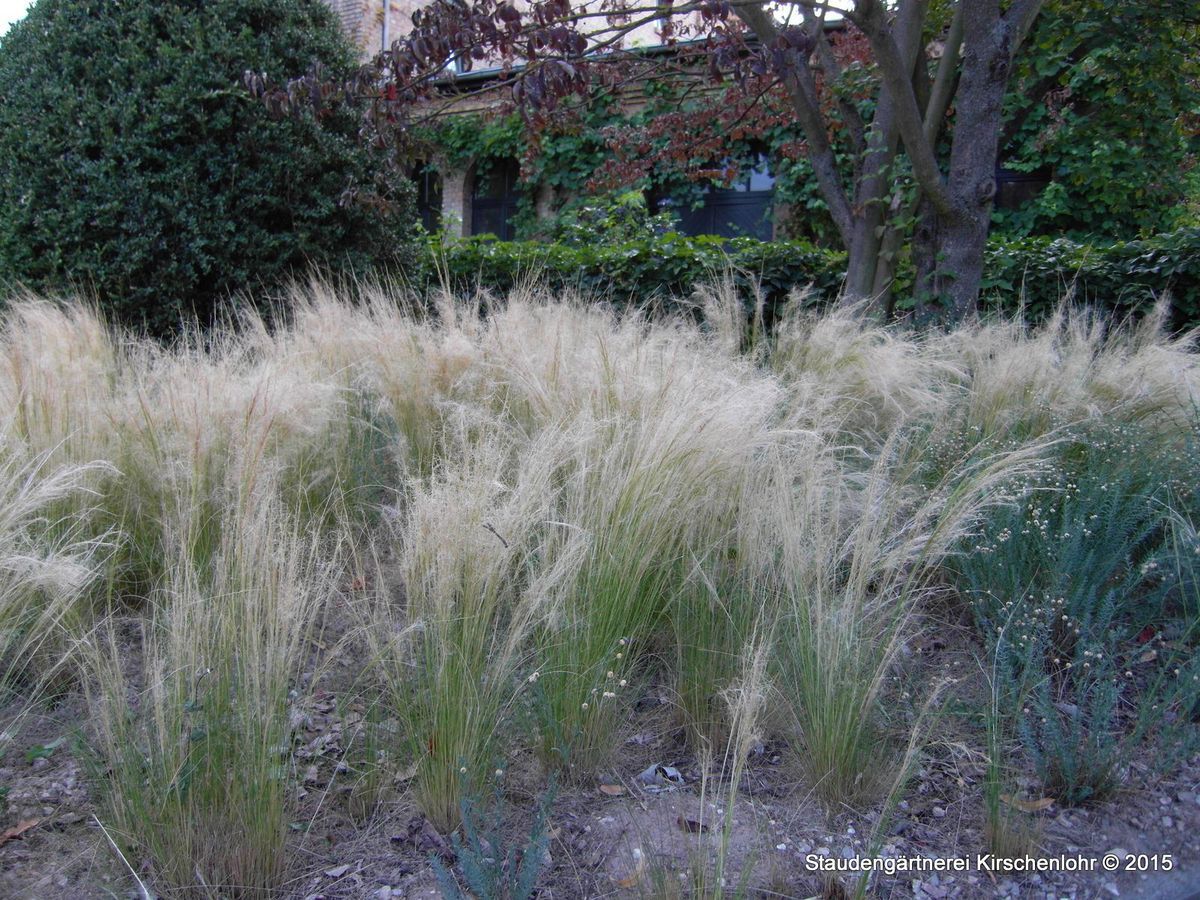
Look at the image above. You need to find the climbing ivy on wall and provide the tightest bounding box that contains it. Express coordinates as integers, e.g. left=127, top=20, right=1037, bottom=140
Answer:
left=415, top=81, right=850, bottom=243
left=414, top=2, right=1198, bottom=245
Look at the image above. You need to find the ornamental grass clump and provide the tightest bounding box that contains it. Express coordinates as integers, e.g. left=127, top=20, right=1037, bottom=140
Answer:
left=0, top=451, right=107, bottom=693
left=768, top=426, right=1049, bottom=807
left=369, top=429, right=555, bottom=831
left=530, top=366, right=778, bottom=774
left=86, top=487, right=333, bottom=897
left=932, top=301, right=1200, bottom=441
left=0, top=279, right=1194, bottom=894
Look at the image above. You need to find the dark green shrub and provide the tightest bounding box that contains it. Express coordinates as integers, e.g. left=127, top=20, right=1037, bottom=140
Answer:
left=981, top=228, right=1200, bottom=329
left=428, top=232, right=847, bottom=321
left=0, top=0, right=419, bottom=334
left=428, top=228, right=1200, bottom=329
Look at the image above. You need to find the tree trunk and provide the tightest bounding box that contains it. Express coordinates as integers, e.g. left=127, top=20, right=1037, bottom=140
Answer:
left=912, top=1, right=1033, bottom=321
left=843, top=1, right=929, bottom=308
left=912, top=196, right=992, bottom=322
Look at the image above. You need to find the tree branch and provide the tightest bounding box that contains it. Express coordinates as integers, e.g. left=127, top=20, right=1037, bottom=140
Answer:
left=800, top=5, right=866, bottom=158
left=733, top=2, right=854, bottom=244
left=851, top=0, right=956, bottom=218
left=1006, top=0, right=1048, bottom=52
left=923, top=3, right=962, bottom=146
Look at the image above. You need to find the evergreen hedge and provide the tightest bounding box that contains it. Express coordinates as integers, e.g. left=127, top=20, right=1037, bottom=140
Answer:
left=430, top=229, right=1200, bottom=329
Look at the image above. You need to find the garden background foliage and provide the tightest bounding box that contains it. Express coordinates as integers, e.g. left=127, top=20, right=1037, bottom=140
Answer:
left=429, top=228, right=1200, bottom=330
left=0, top=0, right=420, bottom=334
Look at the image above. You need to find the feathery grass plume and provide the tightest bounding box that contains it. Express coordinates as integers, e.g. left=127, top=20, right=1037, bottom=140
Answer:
left=85, top=485, right=333, bottom=897
left=671, top=559, right=761, bottom=757
left=933, top=301, right=1200, bottom=442
left=769, top=424, right=1050, bottom=807
left=692, top=277, right=767, bottom=361
left=370, top=429, right=553, bottom=832
left=0, top=300, right=129, bottom=604
left=669, top=444, right=799, bottom=755
left=690, top=628, right=774, bottom=898
left=853, top=678, right=953, bottom=900
left=0, top=297, right=122, bottom=470
left=320, top=288, right=488, bottom=480
left=0, top=448, right=108, bottom=693
left=531, top=346, right=779, bottom=774
left=111, top=324, right=348, bottom=589
left=770, top=300, right=955, bottom=446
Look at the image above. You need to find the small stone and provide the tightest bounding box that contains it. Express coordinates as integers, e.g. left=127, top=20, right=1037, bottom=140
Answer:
left=1178, top=791, right=1198, bottom=805
left=1163, top=816, right=1174, bottom=828
left=931, top=806, right=946, bottom=818
left=31, top=757, right=49, bottom=772
left=1103, top=882, right=1120, bottom=897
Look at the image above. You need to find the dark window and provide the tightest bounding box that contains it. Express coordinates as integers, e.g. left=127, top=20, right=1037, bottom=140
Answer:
left=414, top=163, right=442, bottom=232
left=994, top=167, right=1051, bottom=210
left=471, top=158, right=521, bottom=240
left=662, top=155, right=776, bottom=241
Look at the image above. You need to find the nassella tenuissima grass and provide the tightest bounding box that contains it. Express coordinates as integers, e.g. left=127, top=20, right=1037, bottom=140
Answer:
left=0, top=282, right=1196, bottom=894
left=84, top=481, right=336, bottom=897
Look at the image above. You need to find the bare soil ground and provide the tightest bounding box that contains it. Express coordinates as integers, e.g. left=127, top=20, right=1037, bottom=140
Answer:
left=2, top=612, right=1198, bottom=899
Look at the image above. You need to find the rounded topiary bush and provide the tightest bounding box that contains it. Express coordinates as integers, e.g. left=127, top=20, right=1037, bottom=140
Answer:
left=0, top=0, right=418, bottom=333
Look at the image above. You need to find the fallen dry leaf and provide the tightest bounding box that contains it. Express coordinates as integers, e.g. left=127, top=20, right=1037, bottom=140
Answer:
left=1000, top=794, right=1055, bottom=813
left=599, top=783, right=626, bottom=796
left=615, top=849, right=646, bottom=889
left=0, top=819, right=38, bottom=847
left=676, top=815, right=708, bottom=834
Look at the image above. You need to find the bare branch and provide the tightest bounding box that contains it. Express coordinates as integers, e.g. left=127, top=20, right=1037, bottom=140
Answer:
left=733, top=2, right=854, bottom=243
left=852, top=0, right=955, bottom=217
left=800, top=4, right=866, bottom=157
left=923, top=2, right=962, bottom=146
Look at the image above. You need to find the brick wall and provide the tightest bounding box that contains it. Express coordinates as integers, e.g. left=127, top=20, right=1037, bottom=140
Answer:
left=323, top=0, right=424, bottom=58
